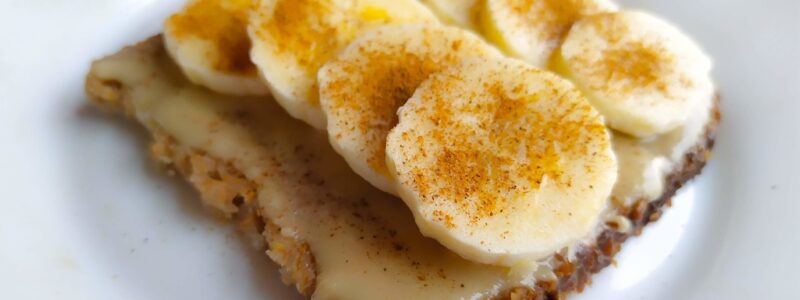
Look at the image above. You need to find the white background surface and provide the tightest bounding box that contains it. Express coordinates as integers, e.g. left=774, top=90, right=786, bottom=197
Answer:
left=0, top=0, right=797, bottom=299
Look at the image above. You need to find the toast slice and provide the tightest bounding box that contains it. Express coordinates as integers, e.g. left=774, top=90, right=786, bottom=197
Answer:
left=85, top=36, right=718, bottom=299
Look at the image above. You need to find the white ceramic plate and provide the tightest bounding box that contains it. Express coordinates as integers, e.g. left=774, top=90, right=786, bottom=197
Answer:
left=0, top=0, right=797, bottom=299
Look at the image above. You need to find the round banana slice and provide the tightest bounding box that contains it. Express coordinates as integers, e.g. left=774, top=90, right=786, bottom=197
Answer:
left=421, top=0, right=480, bottom=31
left=385, top=57, right=618, bottom=266
left=480, top=0, right=617, bottom=66
left=318, top=24, right=502, bottom=194
left=248, top=0, right=439, bottom=129
left=164, top=0, right=268, bottom=96
left=555, top=11, right=714, bottom=137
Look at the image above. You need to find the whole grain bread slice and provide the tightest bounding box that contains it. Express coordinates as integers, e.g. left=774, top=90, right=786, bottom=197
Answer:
left=85, top=37, right=719, bottom=299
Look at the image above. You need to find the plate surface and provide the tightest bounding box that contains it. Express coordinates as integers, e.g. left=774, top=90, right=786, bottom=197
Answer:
left=0, top=0, right=797, bottom=299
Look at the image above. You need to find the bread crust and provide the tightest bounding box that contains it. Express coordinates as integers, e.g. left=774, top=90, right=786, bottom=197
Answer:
left=85, top=37, right=719, bottom=299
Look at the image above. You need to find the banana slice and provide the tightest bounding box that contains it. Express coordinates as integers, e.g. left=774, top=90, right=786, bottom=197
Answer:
left=318, top=24, right=501, bottom=194
left=385, top=57, right=618, bottom=266
left=164, top=0, right=268, bottom=96
left=421, top=0, right=480, bottom=31
left=554, top=11, right=714, bottom=137
left=248, top=0, right=439, bottom=129
left=480, top=0, right=617, bottom=66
